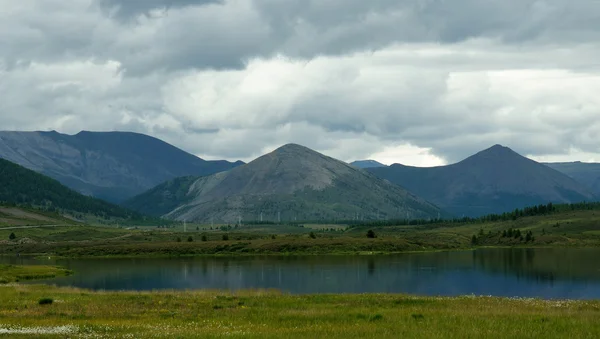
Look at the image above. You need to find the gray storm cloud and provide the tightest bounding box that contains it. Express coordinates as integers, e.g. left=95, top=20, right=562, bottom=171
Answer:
left=1, top=0, right=600, bottom=163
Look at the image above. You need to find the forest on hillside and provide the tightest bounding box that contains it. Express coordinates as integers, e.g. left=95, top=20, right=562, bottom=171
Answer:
left=0, top=158, right=138, bottom=219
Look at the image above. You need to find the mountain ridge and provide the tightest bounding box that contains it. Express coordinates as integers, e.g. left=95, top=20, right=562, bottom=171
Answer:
left=0, top=130, right=242, bottom=202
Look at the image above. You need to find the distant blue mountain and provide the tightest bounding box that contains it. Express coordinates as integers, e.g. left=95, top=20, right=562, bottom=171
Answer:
left=545, top=161, right=600, bottom=196
left=0, top=130, right=243, bottom=203
left=350, top=160, right=387, bottom=169
left=367, top=145, right=596, bottom=217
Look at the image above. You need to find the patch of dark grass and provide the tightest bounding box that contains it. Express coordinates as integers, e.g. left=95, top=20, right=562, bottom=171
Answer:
left=369, top=314, right=384, bottom=322
left=411, top=313, right=425, bottom=321
left=38, top=298, right=54, bottom=305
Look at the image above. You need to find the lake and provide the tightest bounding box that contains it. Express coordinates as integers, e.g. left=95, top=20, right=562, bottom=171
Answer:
left=3, top=248, right=600, bottom=299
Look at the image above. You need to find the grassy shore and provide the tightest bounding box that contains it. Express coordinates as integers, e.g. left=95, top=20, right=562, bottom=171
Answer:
left=0, top=284, right=598, bottom=338
left=0, top=265, right=73, bottom=284
left=2, top=209, right=600, bottom=258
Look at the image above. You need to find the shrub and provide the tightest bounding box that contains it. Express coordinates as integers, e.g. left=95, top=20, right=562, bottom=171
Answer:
left=201, top=234, right=208, bottom=242
left=222, top=234, right=229, bottom=241
left=366, top=230, right=376, bottom=238
left=309, top=232, right=316, bottom=239
left=176, top=237, right=182, bottom=242
left=38, top=298, right=53, bottom=305
left=9, top=232, right=16, bottom=240
left=187, top=236, right=193, bottom=242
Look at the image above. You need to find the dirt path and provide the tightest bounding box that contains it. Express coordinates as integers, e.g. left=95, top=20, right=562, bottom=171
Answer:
left=0, top=224, right=70, bottom=230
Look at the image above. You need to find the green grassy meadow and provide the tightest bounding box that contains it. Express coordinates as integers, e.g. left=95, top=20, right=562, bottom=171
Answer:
left=0, top=284, right=599, bottom=338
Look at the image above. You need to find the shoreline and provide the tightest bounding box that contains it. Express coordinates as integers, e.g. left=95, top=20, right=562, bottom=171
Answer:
left=5, top=244, right=600, bottom=260
left=3, top=247, right=476, bottom=260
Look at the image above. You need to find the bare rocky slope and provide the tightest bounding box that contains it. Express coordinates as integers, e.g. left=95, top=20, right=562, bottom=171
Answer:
left=0, top=130, right=242, bottom=203
left=368, top=145, right=596, bottom=217
left=125, top=144, right=444, bottom=223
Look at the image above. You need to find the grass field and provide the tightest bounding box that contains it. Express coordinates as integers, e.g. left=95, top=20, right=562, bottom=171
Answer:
left=0, top=284, right=599, bottom=338
left=0, top=265, right=73, bottom=284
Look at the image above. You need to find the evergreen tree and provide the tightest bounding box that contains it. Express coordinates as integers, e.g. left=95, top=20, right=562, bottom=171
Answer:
left=525, top=231, right=534, bottom=242
left=514, top=229, right=522, bottom=239
left=367, top=230, right=377, bottom=238
left=9, top=232, right=16, bottom=240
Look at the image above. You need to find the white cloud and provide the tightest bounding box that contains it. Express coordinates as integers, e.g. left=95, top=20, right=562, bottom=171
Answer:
left=1, top=0, right=600, bottom=164
left=366, top=144, right=447, bottom=167
left=158, top=42, right=600, bottom=162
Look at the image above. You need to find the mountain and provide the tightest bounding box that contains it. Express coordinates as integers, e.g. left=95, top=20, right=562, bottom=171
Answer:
left=125, top=144, right=444, bottom=223
left=350, top=160, right=387, bottom=169
left=0, top=158, right=140, bottom=219
left=545, top=162, right=600, bottom=196
left=367, top=145, right=596, bottom=217
left=0, top=131, right=243, bottom=203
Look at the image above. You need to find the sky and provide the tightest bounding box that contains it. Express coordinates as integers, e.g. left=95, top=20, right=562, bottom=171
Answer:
left=2, top=0, right=600, bottom=166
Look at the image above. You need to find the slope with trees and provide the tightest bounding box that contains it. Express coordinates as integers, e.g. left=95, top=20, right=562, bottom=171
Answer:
left=0, top=158, right=143, bottom=220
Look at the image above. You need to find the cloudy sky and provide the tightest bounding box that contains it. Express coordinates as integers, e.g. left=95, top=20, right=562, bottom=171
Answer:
left=2, top=0, right=600, bottom=165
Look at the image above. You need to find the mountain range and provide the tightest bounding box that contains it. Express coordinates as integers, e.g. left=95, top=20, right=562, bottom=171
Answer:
left=125, top=144, right=444, bottom=223
left=0, top=131, right=242, bottom=203
left=2, top=129, right=599, bottom=222
left=367, top=145, right=596, bottom=217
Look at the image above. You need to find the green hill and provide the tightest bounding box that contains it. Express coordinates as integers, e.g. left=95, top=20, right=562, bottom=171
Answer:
left=0, top=158, right=141, bottom=220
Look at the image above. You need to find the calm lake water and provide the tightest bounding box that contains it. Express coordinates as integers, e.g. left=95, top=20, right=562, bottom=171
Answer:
left=4, top=248, right=600, bottom=299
